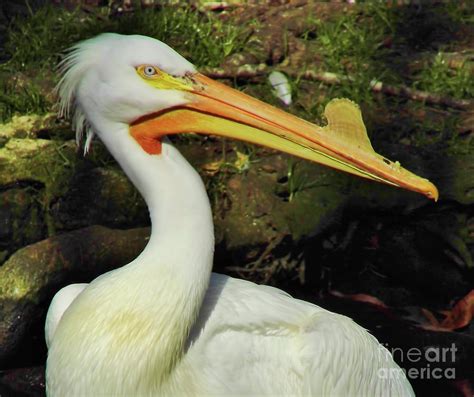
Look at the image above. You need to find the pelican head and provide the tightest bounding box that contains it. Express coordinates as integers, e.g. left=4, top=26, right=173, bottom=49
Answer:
left=58, top=33, right=438, bottom=200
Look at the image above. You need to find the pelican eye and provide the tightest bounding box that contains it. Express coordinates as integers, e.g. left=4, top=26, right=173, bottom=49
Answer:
left=137, top=65, right=192, bottom=91
left=143, top=65, right=157, bottom=77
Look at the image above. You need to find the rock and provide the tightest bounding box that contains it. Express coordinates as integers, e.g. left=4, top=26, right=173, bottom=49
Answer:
left=0, top=137, right=148, bottom=255
left=0, top=366, right=45, bottom=397
left=0, top=187, right=46, bottom=261
left=0, top=138, right=76, bottom=196
left=50, top=167, right=149, bottom=231
left=0, top=226, right=149, bottom=365
left=0, top=113, right=57, bottom=140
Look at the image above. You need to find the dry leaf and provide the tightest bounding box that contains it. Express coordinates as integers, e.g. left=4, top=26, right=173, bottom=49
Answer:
left=329, top=290, right=390, bottom=311
left=440, top=290, right=474, bottom=330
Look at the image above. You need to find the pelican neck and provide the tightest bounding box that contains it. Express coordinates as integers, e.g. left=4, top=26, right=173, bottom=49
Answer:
left=95, top=121, right=215, bottom=279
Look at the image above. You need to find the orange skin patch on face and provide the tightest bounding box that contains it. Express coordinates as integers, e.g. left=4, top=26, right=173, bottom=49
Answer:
left=130, top=127, right=163, bottom=155
left=129, top=109, right=202, bottom=155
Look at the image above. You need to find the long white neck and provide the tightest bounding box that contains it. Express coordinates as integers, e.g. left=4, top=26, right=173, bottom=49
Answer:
left=99, top=122, right=214, bottom=269
left=97, top=121, right=214, bottom=383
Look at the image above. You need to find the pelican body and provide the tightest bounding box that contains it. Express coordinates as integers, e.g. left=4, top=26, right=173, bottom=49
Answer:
left=45, top=33, right=437, bottom=396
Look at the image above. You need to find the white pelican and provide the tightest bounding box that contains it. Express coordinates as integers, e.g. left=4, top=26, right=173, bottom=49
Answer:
left=45, top=33, right=438, bottom=396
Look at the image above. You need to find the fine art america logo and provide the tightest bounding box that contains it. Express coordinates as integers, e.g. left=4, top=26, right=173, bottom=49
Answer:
left=377, top=343, right=457, bottom=380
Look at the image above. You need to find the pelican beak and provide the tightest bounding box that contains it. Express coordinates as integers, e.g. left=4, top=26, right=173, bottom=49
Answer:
left=130, top=73, right=438, bottom=201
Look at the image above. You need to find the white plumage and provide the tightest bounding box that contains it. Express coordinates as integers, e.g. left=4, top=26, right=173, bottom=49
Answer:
left=44, top=283, right=87, bottom=349
left=45, top=33, right=419, bottom=396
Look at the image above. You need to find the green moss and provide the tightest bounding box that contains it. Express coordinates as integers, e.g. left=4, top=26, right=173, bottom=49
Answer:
left=0, top=113, right=56, bottom=139
left=0, top=138, right=78, bottom=234
left=0, top=187, right=46, bottom=254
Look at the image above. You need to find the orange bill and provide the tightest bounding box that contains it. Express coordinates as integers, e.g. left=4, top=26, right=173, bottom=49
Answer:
left=130, top=73, right=438, bottom=201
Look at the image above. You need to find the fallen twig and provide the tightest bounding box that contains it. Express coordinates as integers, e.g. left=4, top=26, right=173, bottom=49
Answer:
left=369, top=79, right=473, bottom=110
left=202, top=66, right=474, bottom=110
left=408, top=51, right=474, bottom=72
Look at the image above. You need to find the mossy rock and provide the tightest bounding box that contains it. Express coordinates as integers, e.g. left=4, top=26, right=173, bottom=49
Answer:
left=50, top=167, right=149, bottom=231
left=0, top=187, right=46, bottom=255
left=0, top=226, right=149, bottom=365
left=0, top=113, right=59, bottom=140
left=0, top=136, right=148, bottom=253
left=0, top=138, right=77, bottom=198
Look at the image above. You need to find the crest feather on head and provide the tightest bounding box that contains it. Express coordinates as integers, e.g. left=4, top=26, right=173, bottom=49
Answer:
left=57, top=34, right=118, bottom=154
